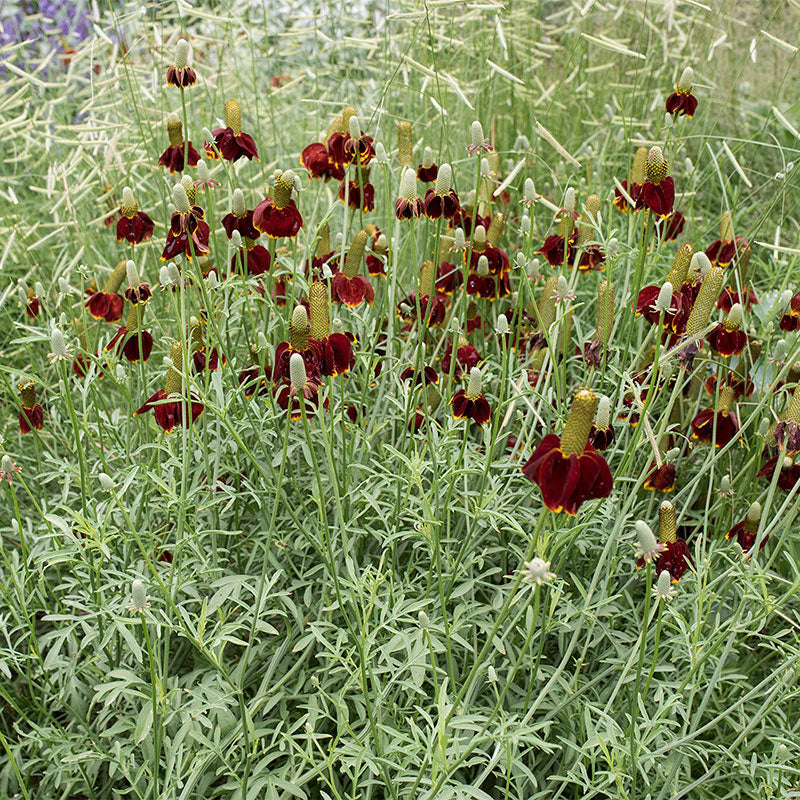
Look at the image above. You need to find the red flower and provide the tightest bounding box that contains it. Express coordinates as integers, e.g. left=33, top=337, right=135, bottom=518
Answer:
left=665, top=89, right=697, bottom=118
left=253, top=172, right=303, bottom=239
left=275, top=375, right=327, bottom=420
left=779, top=291, right=800, bottom=332
left=85, top=288, right=124, bottom=322
left=162, top=205, right=210, bottom=261
left=613, top=179, right=644, bottom=212
left=106, top=325, right=154, bottom=363
left=441, top=339, right=481, bottom=377
left=727, top=504, right=766, bottom=555
left=706, top=322, right=746, bottom=357
left=654, top=210, right=685, bottom=242
left=435, top=261, right=463, bottom=295
left=452, top=368, right=491, bottom=426
left=24, top=289, right=40, bottom=319
left=521, top=389, right=613, bottom=514
left=395, top=196, right=422, bottom=220
left=338, top=179, right=375, bottom=212
left=315, top=333, right=354, bottom=377
left=18, top=381, right=44, bottom=434
left=641, top=176, right=675, bottom=218
left=331, top=273, right=374, bottom=307
left=158, top=141, right=200, bottom=173
left=717, top=285, right=757, bottom=312
left=192, top=347, right=224, bottom=372
left=705, top=236, right=749, bottom=268
left=641, top=147, right=674, bottom=218
left=757, top=451, right=800, bottom=492
left=166, top=41, right=196, bottom=87
left=691, top=408, right=739, bottom=447
left=116, top=204, right=155, bottom=245
left=396, top=292, right=447, bottom=327
left=417, top=162, right=438, bottom=183
left=588, top=422, right=615, bottom=451
left=300, top=141, right=343, bottom=181
left=644, top=462, right=676, bottom=492
left=272, top=312, right=323, bottom=384
left=423, top=187, right=460, bottom=220
left=221, top=209, right=260, bottom=241
left=230, top=244, right=271, bottom=276
left=400, top=363, right=439, bottom=387
left=343, top=131, right=375, bottom=166
left=204, top=101, right=259, bottom=162
left=134, top=342, right=203, bottom=432
left=135, top=389, right=204, bottom=432
left=654, top=539, right=692, bottom=582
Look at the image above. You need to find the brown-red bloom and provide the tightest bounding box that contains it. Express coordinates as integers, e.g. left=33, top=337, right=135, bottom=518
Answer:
left=521, top=389, right=613, bottom=514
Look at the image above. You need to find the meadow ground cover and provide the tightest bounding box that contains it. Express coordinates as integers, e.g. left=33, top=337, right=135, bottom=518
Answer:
left=2, top=0, right=800, bottom=797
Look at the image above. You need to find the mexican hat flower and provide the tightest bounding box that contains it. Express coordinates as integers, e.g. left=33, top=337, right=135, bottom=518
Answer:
left=395, top=167, right=422, bottom=220
left=253, top=170, right=303, bottom=239
left=166, top=39, right=196, bottom=87
left=726, top=502, right=767, bottom=556
left=641, top=146, right=675, bottom=218
left=690, top=385, right=740, bottom=447
left=665, top=66, right=698, bottom=118
left=613, top=146, right=647, bottom=213
left=423, top=163, right=460, bottom=220
left=204, top=100, right=259, bottom=162
left=331, top=230, right=374, bottom=307
left=106, top=302, right=154, bottom=363
left=116, top=187, right=155, bottom=245
left=135, top=341, right=204, bottom=432
left=521, top=388, right=613, bottom=514
left=451, top=367, right=492, bottom=426
left=706, top=303, right=747, bottom=357
left=18, top=381, right=44, bottom=434
left=650, top=501, right=692, bottom=582
left=309, top=281, right=354, bottom=377
left=158, top=114, right=200, bottom=174
left=85, top=260, right=126, bottom=322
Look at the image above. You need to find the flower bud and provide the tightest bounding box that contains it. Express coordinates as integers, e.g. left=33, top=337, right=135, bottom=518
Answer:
left=678, top=66, right=694, bottom=91
left=50, top=327, right=69, bottom=359
left=290, top=305, right=310, bottom=351
left=175, top=38, right=190, bottom=70
left=561, top=388, right=597, bottom=456
left=726, top=302, right=743, bottom=329
left=232, top=188, right=246, bottom=217
left=476, top=255, right=490, bottom=277
left=487, top=665, right=498, bottom=683
left=399, top=167, right=418, bottom=200
left=289, top=352, right=306, bottom=391
left=173, top=183, right=191, bottom=214
left=196, top=158, right=211, bottom=185
left=421, top=146, right=434, bottom=167
left=167, top=264, right=181, bottom=285
left=348, top=114, right=360, bottom=140
left=126, top=260, right=140, bottom=288
left=690, top=252, right=711, bottom=278
left=344, top=229, right=368, bottom=279
left=685, top=267, right=725, bottom=337
left=480, top=157, right=490, bottom=177
left=607, top=237, right=620, bottom=259
left=658, top=500, right=677, bottom=544
left=654, top=569, right=675, bottom=600
left=159, top=266, right=172, bottom=286
left=453, top=228, right=466, bottom=250
left=563, top=187, right=575, bottom=211
left=467, top=367, right=482, bottom=398
left=645, top=146, right=668, bottom=184
left=631, top=147, right=648, bottom=184
left=635, top=520, right=658, bottom=553
left=496, top=313, right=509, bottom=336
left=374, top=141, right=388, bottom=164
left=556, top=275, right=570, bottom=302
left=654, top=281, right=674, bottom=313
left=667, top=243, right=693, bottom=287
left=99, top=472, right=115, bottom=491
left=520, top=214, right=531, bottom=234
left=470, top=120, right=485, bottom=149
left=595, top=395, right=611, bottom=429
left=434, top=163, right=452, bottom=195
left=595, top=280, right=614, bottom=344
left=129, top=579, right=149, bottom=612
left=115, top=364, right=126, bottom=382
left=397, top=121, right=413, bottom=165
left=418, top=610, right=429, bottom=629
left=523, top=177, right=536, bottom=204
left=664, top=112, right=673, bottom=129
